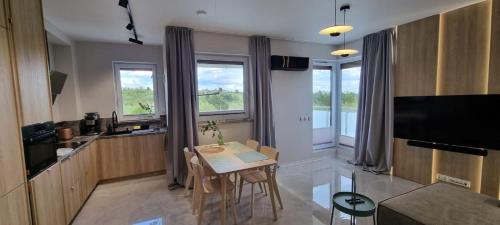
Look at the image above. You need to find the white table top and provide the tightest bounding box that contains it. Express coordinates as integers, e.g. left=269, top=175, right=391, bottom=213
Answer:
left=194, top=142, right=277, bottom=174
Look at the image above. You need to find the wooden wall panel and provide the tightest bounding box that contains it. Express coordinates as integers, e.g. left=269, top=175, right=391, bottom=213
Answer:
left=395, top=15, right=439, bottom=97
left=437, top=1, right=490, bottom=95
left=0, top=0, right=5, bottom=28
left=435, top=1, right=491, bottom=193
left=393, top=15, right=439, bottom=184
left=489, top=0, right=500, bottom=93
left=9, top=0, right=52, bottom=125
left=482, top=0, right=500, bottom=198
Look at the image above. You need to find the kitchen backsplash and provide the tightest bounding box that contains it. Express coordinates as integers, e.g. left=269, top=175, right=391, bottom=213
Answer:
left=55, top=115, right=167, bottom=136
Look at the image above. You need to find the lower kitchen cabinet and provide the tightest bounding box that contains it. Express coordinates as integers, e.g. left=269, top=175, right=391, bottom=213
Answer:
left=28, top=162, right=66, bottom=225
left=61, top=153, right=82, bottom=223
left=97, top=134, right=166, bottom=180
left=0, top=184, right=31, bottom=225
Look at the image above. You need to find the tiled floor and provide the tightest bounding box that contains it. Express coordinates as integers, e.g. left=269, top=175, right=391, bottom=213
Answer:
left=73, top=154, right=421, bottom=225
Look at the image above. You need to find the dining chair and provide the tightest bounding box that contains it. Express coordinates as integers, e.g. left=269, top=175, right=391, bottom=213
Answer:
left=241, top=139, right=266, bottom=195
left=237, top=146, right=283, bottom=217
left=183, top=147, right=196, bottom=196
left=191, top=160, right=238, bottom=225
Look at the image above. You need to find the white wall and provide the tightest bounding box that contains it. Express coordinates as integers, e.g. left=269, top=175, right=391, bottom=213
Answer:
left=193, top=31, right=336, bottom=163
left=74, top=42, right=165, bottom=118
left=51, top=44, right=81, bottom=121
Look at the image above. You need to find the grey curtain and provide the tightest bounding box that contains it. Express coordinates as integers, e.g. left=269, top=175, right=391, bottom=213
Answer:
left=351, top=28, right=395, bottom=173
left=165, top=26, right=198, bottom=186
left=249, top=36, right=276, bottom=147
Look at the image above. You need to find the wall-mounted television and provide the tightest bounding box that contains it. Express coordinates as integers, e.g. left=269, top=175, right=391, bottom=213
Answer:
left=394, top=95, right=500, bottom=154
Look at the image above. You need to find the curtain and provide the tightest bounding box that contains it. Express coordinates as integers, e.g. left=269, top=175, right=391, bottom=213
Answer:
left=249, top=36, right=276, bottom=147
left=165, top=26, right=198, bottom=187
left=351, top=28, right=395, bottom=173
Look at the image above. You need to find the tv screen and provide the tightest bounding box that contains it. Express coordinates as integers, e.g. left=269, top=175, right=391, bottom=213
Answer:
left=394, top=95, right=500, bottom=150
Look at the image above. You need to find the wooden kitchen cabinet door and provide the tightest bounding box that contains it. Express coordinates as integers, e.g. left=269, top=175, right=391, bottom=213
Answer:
left=0, top=27, right=25, bottom=197
left=28, top=162, right=66, bottom=225
left=98, top=137, right=138, bottom=180
left=89, top=142, right=99, bottom=188
left=61, top=155, right=82, bottom=222
left=0, top=184, right=30, bottom=225
left=8, top=0, right=52, bottom=125
left=137, top=134, right=166, bottom=174
left=78, top=146, right=91, bottom=200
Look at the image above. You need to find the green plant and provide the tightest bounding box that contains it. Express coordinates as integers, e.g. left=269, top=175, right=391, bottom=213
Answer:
left=201, top=120, right=224, bottom=145
left=138, top=102, right=153, bottom=114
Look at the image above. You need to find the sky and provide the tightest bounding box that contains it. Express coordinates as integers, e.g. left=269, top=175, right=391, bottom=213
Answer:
left=197, top=63, right=244, bottom=92
left=312, top=66, right=361, bottom=93
left=120, top=70, right=154, bottom=89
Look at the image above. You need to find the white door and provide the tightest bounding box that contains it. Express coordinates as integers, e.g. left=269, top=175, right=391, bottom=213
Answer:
left=312, top=65, right=335, bottom=147
left=339, top=61, right=362, bottom=146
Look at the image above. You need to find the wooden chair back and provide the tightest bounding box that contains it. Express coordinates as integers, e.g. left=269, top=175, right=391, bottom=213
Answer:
left=191, top=159, right=205, bottom=192
left=184, top=147, right=196, bottom=172
left=260, top=146, right=279, bottom=161
left=246, top=139, right=260, bottom=151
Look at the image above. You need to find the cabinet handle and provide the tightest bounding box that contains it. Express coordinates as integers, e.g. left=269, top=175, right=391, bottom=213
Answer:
left=71, top=186, right=75, bottom=190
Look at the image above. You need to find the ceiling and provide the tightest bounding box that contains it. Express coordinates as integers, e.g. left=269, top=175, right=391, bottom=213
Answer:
left=42, top=0, right=482, bottom=46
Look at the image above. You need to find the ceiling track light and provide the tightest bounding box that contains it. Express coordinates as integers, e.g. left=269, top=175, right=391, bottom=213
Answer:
left=118, top=0, right=128, bottom=8
left=118, top=0, right=143, bottom=45
left=319, top=0, right=353, bottom=37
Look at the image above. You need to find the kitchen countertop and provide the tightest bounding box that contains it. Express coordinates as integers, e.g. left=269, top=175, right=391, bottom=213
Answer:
left=58, top=128, right=166, bottom=162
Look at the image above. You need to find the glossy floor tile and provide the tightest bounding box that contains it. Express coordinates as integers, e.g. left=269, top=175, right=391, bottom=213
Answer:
left=73, top=154, right=421, bottom=225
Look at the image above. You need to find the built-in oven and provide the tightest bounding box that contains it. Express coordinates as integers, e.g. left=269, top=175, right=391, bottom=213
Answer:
left=22, top=121, right=58, bottom=179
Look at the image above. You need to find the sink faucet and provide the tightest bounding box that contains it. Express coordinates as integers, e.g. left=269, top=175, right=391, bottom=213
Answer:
left=111, top=111, right=118, bottom=132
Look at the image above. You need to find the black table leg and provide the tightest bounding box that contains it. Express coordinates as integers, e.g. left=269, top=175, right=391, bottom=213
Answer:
left=329, top=206, right=335, bottom=225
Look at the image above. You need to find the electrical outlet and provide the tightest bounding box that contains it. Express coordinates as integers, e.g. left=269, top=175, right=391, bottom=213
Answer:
left=436, top=174, right=471, bottom=188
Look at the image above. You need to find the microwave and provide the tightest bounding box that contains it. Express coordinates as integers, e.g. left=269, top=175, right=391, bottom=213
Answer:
left=22, top=122, right=58, bottom=179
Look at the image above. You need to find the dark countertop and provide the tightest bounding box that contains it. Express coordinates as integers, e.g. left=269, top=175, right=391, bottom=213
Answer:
left=58, top=128, right=166, bottom=162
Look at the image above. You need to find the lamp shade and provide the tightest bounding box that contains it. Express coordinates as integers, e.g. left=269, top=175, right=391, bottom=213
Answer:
left=319, top=25, right=353, bottom=37
left=331, top=49, right=358, bottom=57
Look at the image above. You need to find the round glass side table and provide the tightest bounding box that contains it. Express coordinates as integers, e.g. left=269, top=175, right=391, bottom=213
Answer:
left=329, top=192, right=376, bottom=225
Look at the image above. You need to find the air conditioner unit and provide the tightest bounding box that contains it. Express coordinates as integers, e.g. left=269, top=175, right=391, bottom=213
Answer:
left=271, top=55, right=309, bottom=71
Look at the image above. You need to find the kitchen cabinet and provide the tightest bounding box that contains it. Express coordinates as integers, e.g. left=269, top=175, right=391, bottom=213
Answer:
left=97, top=134, right=166, bottom=180
left=8, top=0, right=52, bottom=125
left=61, top=154, right=82, bottom=222
left=0, top=25, right=25, bottom=197
left=78, top=145, right=98, bottom=199
left=28, top=162, right=66, bottom=225
left=0, top=184, right=31, bottom=225
left=89, top=141, right=99, bottom=188
left=137, top=134, right=166, bottom=174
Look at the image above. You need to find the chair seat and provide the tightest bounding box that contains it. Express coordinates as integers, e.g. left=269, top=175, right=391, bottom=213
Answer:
left=239, top=169, right=267, bottom=183
left=202, top=178, right=234, bottom=194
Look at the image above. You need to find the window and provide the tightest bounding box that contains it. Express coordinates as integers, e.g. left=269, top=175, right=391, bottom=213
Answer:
left=340, top=61, right=361, bottom=140
left=312, top=66, right=333, bottom=129
left=196, top=54, right=249, bottom=120
left=113, top=62, right=159, bottom=120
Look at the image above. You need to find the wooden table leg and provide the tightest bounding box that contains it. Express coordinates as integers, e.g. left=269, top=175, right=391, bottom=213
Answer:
left=220, top=173, right=228, bottom=225
left=265, top=167, right=278, bottom=220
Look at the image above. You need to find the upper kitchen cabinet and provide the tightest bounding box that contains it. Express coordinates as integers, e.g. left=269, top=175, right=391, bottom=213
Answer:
left=0, top=24, right=25, bottom=197
left=8, top=0, right=52, bottom=125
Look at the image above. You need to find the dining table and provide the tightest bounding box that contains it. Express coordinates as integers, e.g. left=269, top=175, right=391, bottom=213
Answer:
left=194, top=141, right=279, bottom=225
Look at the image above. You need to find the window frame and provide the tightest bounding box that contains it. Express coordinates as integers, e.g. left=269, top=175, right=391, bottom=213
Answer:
left=113, top=62, right=160, bottom=121
left=195, top=54, right=250, bottom=121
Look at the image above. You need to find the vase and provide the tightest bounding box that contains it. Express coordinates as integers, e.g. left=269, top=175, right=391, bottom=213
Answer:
left=217, top=133, right=224, bottom=145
